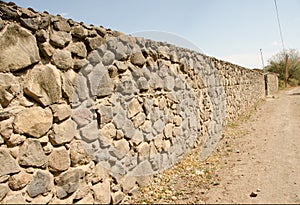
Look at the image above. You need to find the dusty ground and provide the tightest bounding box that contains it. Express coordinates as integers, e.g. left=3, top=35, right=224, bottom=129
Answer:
left=125, top=87, right=300, bottom=204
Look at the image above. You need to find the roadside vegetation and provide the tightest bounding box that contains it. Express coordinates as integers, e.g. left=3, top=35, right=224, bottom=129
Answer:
left=266, top=49, right=300, bottom=89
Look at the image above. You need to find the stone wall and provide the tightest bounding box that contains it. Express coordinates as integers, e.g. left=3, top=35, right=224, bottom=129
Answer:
left=0, top=1, right=278, bottom=204
left=265, top=72, right=279, bottom=96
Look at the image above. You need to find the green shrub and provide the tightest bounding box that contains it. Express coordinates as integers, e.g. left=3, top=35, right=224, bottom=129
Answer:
left=289, top=78, right=299, bottom=87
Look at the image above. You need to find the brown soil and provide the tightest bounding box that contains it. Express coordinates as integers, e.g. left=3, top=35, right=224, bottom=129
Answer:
left=125, top=87, right=300, bottom=204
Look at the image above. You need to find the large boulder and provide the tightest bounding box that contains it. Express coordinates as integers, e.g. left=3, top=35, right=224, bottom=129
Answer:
left=0, top=23, right=40, bottom=72
left=23, top=64, right=62, bottom=107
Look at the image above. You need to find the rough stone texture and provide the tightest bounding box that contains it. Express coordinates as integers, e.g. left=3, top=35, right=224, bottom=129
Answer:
left=27, top=170, right=53, bottom=198
left=0, top=23, right=40, bottom=72
left=24, top=64, right=62, bottom=106
left=50, top=103, right=72, bottom=122
left=51, top=49, right=74, bottom=70
left=0, top=184, right=9, bottom=202
left=48, top=147, right=70, bottom=172
left=13, top=107, right=53, bottom=138
left=0, top=73, right=20, bottom=108
left=8, top=171, right=32, bottom=190
left=69, top=140, right=91, bottom=166
left=19, top=139, right=48, bottom=167
left=92, top=179, right=111, bottom=204
left=65, top=42, right=87, bottom=58
left=0, top=149, right=20, bottom=176
left=0, top=2, right=279, bottom=204
left=55, top=168, right=84, bottom=199
left=49, top=119, right=77, bottom=145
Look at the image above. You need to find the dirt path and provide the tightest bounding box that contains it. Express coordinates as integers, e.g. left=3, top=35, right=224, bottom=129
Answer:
left=125, top=87, right=300, bottom=204
left=205, top=86, right=300, bottom=204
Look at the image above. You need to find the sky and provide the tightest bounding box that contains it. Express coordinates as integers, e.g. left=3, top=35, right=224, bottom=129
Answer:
left=7, top=0, right=300, bottom=69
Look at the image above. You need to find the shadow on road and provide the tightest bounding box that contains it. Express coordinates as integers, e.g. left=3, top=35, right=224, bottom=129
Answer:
left=290, top=93, right=300, bottom=96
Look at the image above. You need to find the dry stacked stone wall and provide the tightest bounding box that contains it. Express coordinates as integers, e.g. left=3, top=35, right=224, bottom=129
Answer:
left=0, top=1, right=278, bottom=204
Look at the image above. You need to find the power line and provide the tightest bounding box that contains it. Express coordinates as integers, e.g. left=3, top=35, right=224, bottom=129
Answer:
left=274, top=0, right=286, bottom=53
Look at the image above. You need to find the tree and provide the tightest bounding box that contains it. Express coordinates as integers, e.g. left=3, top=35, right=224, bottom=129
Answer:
left=266, top=49, right=300, bottom=86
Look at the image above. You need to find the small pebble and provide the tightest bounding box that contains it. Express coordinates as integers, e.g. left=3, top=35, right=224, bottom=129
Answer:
left=257, top=188, right=261, bottom=192
left=250, top=191, right=258, bottom=197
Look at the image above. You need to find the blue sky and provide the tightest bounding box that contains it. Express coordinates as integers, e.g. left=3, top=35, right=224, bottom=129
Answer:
left=8, top=0, right=300, bottom=69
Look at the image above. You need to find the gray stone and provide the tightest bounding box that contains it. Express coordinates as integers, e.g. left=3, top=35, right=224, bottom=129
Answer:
left=65, top=42, right=87, bottom=58
left=86, top=36, right=105, bottom=51
left=51, top=49, right=74, bottom=70
left=70, top=140, right=91, bottom=166
left=71, top=25, right=88, bottom=39
left=73, top=73, right=89, bottom=103
left=19, top=139, right=47, bottom=167
left=13, top=107, right=53, bottom=138
left=87, top=50, right=101, bottom=66
left=27, top=170, right=53, bottom=198
left=122, top=120, right=135, bottom=139
left=50, top=30, right=72, bottom=48
left=80, top=120, right=99, bottom=143
left=0, top=149, right=20, bottom=176
left=48, top=147, right=70, bottom=172
left=130, top=51, right=146, bottom=67
left=0, top=23, right=40, bottom=72
left=113, top=111, right=126, bottom=130
left=50, top=104, right=72, bottom=122
left=55, top=168, right=84, bottom=199
left=164, top=75, right=175, bottom=91
left=116, top=77, right=138, bottom=96
left=8, top=171, right=32, bottom=191
left=92, top=179, right=111, bottom=204
left=50, top=119, right=76, bottom=145
left=102, top=50, right=115, bottom=66
left=72, top=108, right=93, bottom=128
left=137, top=77, right=150, bottom=91
left=87, top=63, right=113, bottom=97
left=129, top=160, right=153, bottom=177
left=153, top=119, right=165, bottom=133
left=24, top=64, right=62, bottom=107
left=0, top=184, right=9, bottom=202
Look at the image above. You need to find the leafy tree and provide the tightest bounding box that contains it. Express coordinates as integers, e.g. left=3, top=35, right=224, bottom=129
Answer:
left=266, top=49, right=300, bottom=86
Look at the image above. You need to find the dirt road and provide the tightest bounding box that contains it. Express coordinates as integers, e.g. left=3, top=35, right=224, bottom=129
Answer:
left=205, top=86, right=300, bottom=204
left=126, top=87, right=300, bottom=204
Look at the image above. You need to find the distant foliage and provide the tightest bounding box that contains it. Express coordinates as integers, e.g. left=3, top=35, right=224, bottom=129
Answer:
left=266, top=49, right=300, bottom=87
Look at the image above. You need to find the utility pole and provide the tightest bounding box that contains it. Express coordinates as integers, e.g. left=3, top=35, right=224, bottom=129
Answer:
left=260, top=48, right=265, bottom=72
left=284, top=54, right=289, bottom=87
